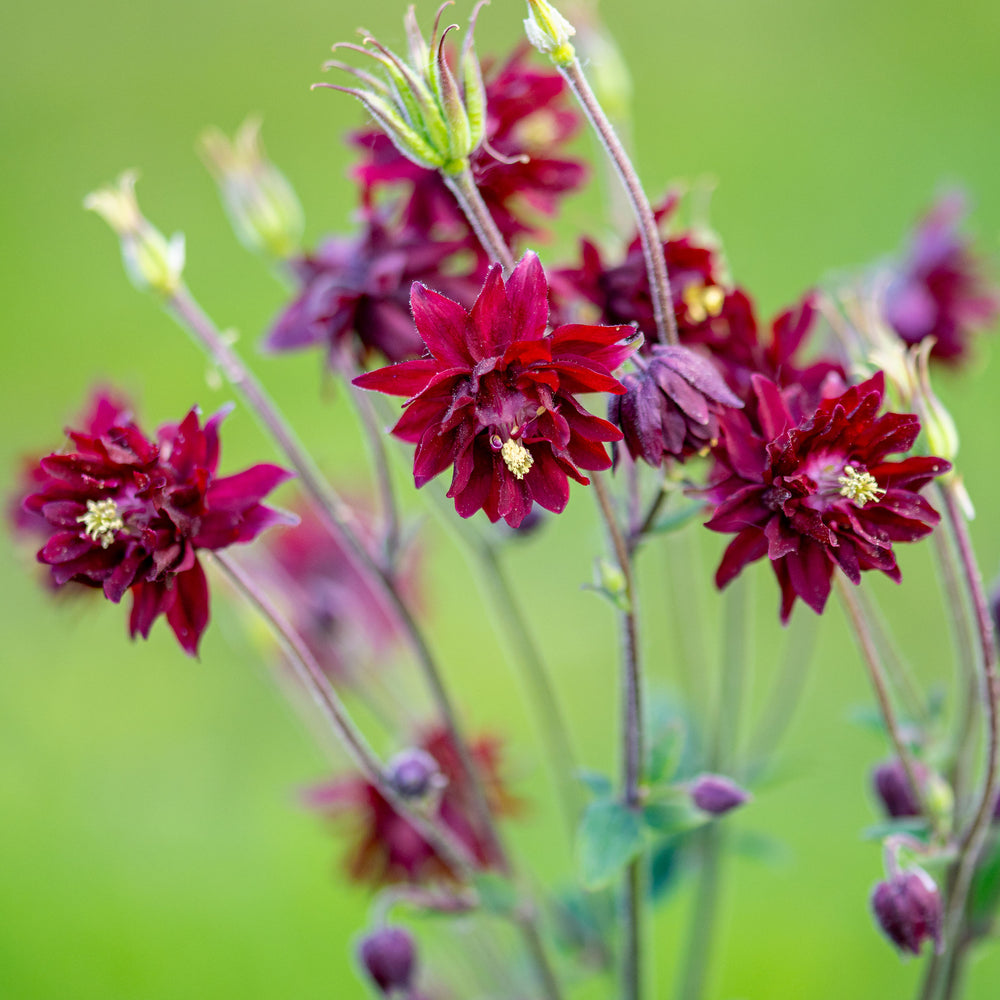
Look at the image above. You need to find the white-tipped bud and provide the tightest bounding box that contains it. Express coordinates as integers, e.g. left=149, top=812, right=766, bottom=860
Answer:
left=523, top=0, right=577, bottom=66
left=84, top=171, right=185, bottom=296
left=200, top=118, right=304, bottom=260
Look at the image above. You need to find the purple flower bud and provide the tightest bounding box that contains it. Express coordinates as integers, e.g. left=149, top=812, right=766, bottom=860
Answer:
left=386, top=748, right=445, bottom=801
left=358, top=926, right=416, bottom=994
left=871, top=868, right=942, bottom=955
left=690, top=774, right=750, bottom=816
left=872, top=759, right=926, bottom=819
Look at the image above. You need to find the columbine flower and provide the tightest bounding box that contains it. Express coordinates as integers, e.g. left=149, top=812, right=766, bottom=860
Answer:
left=353, top=252, right=635, bottom=527
left=20, top=396, right=294, bottom=655
left=884, top=191, right=999, bottom=364
left=263, top=211, right=483, bottom=367
left=704, top=373, right=950, bottom=622
left=305, top=726, right=518, bottom=886
left=353, top=47, right=586, bottom=241
left=871, top=867, right=943, bottom=955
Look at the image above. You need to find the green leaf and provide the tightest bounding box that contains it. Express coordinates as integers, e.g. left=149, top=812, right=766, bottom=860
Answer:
left=472, top=872, right=519, bottom=918
left=647, top=502, right=706, bottom=536
left=642, top=797, right=707, bottom=836
left=646, top=720, right=685, bottom=783
left=577, top=769, right=613, bottom=798
left=577, top=800, right=644, bottom=890
left=969, top=835, right=1000, bottom=932
left=860, top=818, right=930, bottom=842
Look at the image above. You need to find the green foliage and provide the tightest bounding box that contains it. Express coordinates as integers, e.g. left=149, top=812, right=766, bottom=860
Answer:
left=577, top=799, right=644, bottom=890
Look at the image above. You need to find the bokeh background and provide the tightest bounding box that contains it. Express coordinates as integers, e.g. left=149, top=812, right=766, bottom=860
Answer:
left=2, top=0, right=999, bottom=996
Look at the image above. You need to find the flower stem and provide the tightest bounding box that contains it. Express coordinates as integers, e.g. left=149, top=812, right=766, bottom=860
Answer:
left=557, top=56, right=678, bottom=345
left=443, top=165, right=516, bottom=273
left=208, top=551, right=476, bottom=881
left=592, top=472, right=645, bottom=1000
left=165, top=284, right=507, bottom=873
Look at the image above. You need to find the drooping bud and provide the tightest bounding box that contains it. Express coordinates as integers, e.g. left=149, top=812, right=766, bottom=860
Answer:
left=386, top=747, right=447, bottom=803
left=199, top=118, right=304, bottom=260
left=872, top=759, right=924, bottom=819
left=689, top=774, right=750, bottom=816
left=84, top=172, right=185, bottom=296
left=871, top=867, right=943, bottom=955
left=358, top=926, right=417, bottom=994
left=523, top=0, right=577, bottom=66
left=316, top=4, right=489, bottom=177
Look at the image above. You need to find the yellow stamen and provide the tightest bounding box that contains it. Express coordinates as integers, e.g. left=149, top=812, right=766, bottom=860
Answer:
left=76, top=498, right=124, bottom=548
left=683, top=284, right=726, bottom=324
left=838, top=466, right=886, bottom=508
left=501, top=439, right=534, bottom=480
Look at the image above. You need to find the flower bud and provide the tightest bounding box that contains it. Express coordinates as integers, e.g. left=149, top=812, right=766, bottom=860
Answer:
left=84, top=172, right=185, bottom=296
left=912, top=339, right=959, bottom=465
left=872, top=759, right=925, bottom=819
left=386, top=748, right=446, bottom=802
left=689, top=774, right=750, bottom=816
left=199, top=118, right=304, bottom=260
left=523, top=0, right=577, bottom=66
left=871, top=867, right=942, bottom=955
left=358, top=926, right=416, bottom=994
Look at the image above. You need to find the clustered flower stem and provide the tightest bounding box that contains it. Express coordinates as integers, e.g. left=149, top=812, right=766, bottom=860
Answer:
left=591, top=472, right=646, bottom=1000
left=555, top=55, right=678, bottom=345
left=442, top=165, right=516, bottom=273
left=165, top=283, right=508, bottom=872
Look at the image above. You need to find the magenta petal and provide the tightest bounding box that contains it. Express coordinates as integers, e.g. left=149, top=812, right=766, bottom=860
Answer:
left=505, top=252, right=549, bottom=341
left=166, top=560, right=210, bottom=656
left=129, top=579, right=169, bottom=640
left=468, top=265, right=510, bottom=360
left=525, top=448, right=570, bottom=513
left=353, top=358, right=443, bottom=397
left=715, top=527, right=768, bottom=588
left=410, top=284, right=473, bottom=367
left=207, top=465, right=294, bottom=510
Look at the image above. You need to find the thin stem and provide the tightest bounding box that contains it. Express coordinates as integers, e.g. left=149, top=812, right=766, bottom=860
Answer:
left=676, top=824, right=722, bottom=1000
left=442, top=166, right=516, bottom=273
left=558, top=57, right=677, bottom=345
left=516, top=908, right=565, bottom=1000
left=837, top=578, right=935, bottom=830
left=209, top=551, right=476, bottom=881
left=591, top=473, right=645, bottom=1000
left=166, top=284, right=507, bottom=871
left=627, top=476, right=668, bottom=556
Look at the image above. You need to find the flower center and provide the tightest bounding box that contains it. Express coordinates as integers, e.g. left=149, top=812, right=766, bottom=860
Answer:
left=838, top=466, right=886, bottom=508
left=76, top=498, right=124, bottom=548
left=501, top=439, right=534, bottom=480
left=683, top=284, right=725, bottom=324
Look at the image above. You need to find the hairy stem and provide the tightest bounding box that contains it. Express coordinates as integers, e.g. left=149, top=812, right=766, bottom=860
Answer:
left=557, top=57, right=677, bottom=345
left=443, top=166, right=516, bottom=273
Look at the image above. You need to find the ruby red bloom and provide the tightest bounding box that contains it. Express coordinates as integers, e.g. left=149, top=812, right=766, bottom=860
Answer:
left=884, top=192, right=999, bottom=365
left=354, top=252, right=635, bottom=528
left=21, top=397, right=294, bottom=655
left=263, top=212, right=482, bottom=366
left=353, top=48, right=586, bottom=242
left=305, top=727, right=518, bottom=886
left=704, top=372, right=949, bottom=622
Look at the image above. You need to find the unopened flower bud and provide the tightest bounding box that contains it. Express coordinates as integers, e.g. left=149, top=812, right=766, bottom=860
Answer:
left=689, top=774, right=750, bottom=816
left=912, top=340, right=959, bottom=465
left=872, top=759, right=925, bottom=819
left=358, top=926, right=416, bottom=994
left=199, top=118, right=304, bottom=260
left=84, top=171, right=185, bottom=296
left=523, top=0, right=577, bottom=66
left=386, top=748, right=446, bottom=802
left=871, top=867, right=942, bottom=955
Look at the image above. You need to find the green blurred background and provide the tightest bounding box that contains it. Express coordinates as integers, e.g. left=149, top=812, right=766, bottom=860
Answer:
left=2, top=0, right=999, bottom=996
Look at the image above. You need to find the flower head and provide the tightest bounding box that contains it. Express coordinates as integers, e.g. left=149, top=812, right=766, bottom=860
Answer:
left=20, top=394, right=294, bottom=655
left=884, top=192, right=999, bottom=364
left=354, top=252, right=635, bottom=527
left=704, top=373, right=949, bottom=622
left=871, top=867, right=942, bottom=955
left=305, top=726, right=518, bottom=886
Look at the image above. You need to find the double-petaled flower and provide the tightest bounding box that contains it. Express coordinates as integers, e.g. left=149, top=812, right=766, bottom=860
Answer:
left=20, top=394, right=294, bottom=654
left=354, top=252, right=636, bottom=527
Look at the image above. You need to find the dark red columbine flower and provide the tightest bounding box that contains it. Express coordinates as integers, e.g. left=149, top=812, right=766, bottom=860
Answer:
left=704, top=372, right=950, bottom=622
left=305, top=726, right=518, bottom=887
left=871, top=868, right=942, bottom=955
left=263, top=211, right=483, bottom=367
left=884, top=192, right=999, bottom=365
left=20, top=395, right=294, bottom=655
left=354, top=252, right=636, bottom=528
left=353, top=47, right=586, bottom=242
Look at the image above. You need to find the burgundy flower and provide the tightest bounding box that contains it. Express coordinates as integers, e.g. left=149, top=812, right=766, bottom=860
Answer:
left=704, top=372, right=949, bottom=622
left=354, top=253, right=636, bottom=528
left=609, top=345, right=743, bottom=467
left=884, top=192, right=999, bottom=364
left=21, top=396, right=294, bottom=655
left=305, top=726, right=518, bottom=887
left=871, top=868, right=942, bottom=955
left=353, top=47, right=586, bottom=242
left=263, top=212, right=483, bottom=367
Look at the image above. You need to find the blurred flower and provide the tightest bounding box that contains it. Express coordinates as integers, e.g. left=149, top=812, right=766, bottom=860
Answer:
left=354, top=252, right=635, bottom=528
left=884, top=191, right=999, bottom=364
left=386, top=748, right=447, bottom=803
left=358, top=926, right=417, bottom=995
left=871, top=867, right=942, bottom=955
left=19, top=392, right=294, bottom=655
left=705, top=373, right=949, bottom=622
left=353, top=46, right=586, bottom=241
left=872, top=759, right=927, bottom=819
left=305, top=726, right=518, bottom=886
left=263, top=210, right=482, bottom=367
left=689, top=774, right=750, bottom=816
